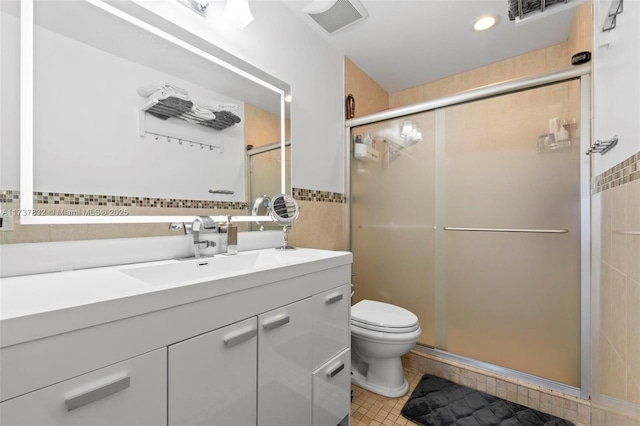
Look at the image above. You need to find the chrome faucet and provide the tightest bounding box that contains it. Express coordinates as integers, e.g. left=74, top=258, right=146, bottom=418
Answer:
left=192, top=216, right=217, bottom=258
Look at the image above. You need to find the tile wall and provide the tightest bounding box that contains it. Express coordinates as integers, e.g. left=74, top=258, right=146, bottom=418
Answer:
left=288, top=188, right=349, bottom=251
left=388, top=3, right=592, bottom=108
left=591, top=152, right=640, bottom=426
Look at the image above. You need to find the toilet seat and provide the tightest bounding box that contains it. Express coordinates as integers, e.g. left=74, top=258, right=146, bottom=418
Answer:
left=351, top=300, right=419, bottom=334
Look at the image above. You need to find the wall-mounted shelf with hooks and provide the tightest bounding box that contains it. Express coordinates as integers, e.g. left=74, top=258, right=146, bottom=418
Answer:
left=140, top=98, right=241, bottom=131
left=138, top=97, right=242, bottom=152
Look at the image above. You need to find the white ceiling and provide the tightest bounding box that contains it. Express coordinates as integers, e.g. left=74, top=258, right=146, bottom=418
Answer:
left=282, top=0, right=578, bottom=93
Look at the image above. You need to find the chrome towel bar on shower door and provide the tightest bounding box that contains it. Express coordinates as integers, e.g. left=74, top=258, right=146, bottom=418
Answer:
left=443, top=227, right=569, bottom=234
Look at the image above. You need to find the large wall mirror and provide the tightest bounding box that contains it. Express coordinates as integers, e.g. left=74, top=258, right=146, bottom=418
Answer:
left=4, top=0, right=290, bottom=232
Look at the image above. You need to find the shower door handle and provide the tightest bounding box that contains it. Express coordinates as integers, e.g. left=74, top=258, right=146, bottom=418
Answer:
left=443, top=227, right=568, bottom=234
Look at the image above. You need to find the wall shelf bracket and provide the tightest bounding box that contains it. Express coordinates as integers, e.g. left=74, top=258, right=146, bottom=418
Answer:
left=603, top=0, right=623, bottom=32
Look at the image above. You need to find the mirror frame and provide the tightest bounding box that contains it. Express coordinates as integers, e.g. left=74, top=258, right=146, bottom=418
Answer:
left=19, top=0, right=288, bottom=225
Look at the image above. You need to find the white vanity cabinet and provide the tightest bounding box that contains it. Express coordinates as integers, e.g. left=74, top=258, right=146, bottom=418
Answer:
left=0, top=348, right=167, bottom=426
left=258, top=297, right=314, bottom=426
left=0, top=249, right=353, bottom=426
left=168, top=317, right=258, bottom=426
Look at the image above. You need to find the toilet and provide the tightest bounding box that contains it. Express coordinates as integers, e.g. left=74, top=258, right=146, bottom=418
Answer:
left=350, top=300, right=421, bottom=397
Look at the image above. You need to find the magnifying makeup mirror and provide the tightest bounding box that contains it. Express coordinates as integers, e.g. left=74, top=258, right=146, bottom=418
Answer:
left=251, top=195, right=271, bottom=231
left=269, top=194, right=299, bottom=250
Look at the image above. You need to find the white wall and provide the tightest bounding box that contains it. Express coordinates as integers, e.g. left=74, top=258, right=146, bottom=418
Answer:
left=132, top=0, right=345, bottom=194
left=592, top=0, right=640, bottom=174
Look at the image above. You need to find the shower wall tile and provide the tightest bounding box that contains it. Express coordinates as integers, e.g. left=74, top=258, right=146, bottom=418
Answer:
left=628, top=277, right=640, bottom=403
left=288, top=198, right=348, bottom=251
left=344, top=57, right=389, bottom=118
left=593, top=150, right=640, bottom=426
left=515, top=49, right=547, bottom=77
left=388, top=3, right=592, bottom=108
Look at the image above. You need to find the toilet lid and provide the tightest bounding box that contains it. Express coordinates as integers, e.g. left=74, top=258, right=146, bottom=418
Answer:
left=351, top=300, right=419, bottom=331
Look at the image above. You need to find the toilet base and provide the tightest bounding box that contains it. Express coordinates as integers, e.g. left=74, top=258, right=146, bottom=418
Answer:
left=351, top=370, right=409, bottom=398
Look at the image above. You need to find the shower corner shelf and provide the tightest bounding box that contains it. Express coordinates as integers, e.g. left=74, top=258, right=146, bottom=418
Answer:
left=140, top=98, right=241, bottom=131
left=354, top=143, right=380, bottom=163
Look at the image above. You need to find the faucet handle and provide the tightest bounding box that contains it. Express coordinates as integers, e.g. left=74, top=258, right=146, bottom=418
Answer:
left=196, top=216, right=217, bottom=230
left=169, top=222, right=193, bottom=235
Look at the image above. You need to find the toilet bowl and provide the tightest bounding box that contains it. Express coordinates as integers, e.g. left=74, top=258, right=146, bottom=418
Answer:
left=350, top=300, right=421, bottom=397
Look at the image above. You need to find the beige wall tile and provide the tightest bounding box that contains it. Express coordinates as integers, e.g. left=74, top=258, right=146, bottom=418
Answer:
left=628, top=278, right=640, bottom=397
left=344, top=57, right=389, bottom=118
left=288, top=200, right=348, bottom=251
left=611, top=184, right=629, bottom=274
left=601, top=189, right=613, bottom=264
left=611, top=270, right=628, bottom=365
left=600, top=333, right=627, bottom=400
left=627, top=179, right=640, bottom=283
left=515, top=49, right=547, bottom=78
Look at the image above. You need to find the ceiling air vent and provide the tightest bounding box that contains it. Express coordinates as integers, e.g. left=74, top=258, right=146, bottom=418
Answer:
left=303, top=0, right=369, bottom=35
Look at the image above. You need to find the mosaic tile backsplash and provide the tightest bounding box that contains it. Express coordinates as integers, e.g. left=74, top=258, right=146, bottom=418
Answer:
left=591, top=152, right=640, bottom=194
left=0, top=190, right=248, bottom=210
left=293, top=188, right=347, bottom=203
left=0, top=187, right=347, bottom=209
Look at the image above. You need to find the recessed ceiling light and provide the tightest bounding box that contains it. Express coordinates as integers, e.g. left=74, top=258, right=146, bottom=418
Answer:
left=473, top=15, right=498, bottom=31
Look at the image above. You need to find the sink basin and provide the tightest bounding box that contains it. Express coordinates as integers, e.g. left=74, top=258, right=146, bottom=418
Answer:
left=120, top=250, right=301, bottom=286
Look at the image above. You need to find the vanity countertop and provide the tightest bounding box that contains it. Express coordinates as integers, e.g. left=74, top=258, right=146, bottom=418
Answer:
left=0, top=248, right=352, bottom=349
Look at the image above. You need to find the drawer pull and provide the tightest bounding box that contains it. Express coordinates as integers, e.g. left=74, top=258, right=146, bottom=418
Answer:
left=327, top=363, right=345, bottom=378
left=262, top=315, right=290, bottom=331
left=223, top=328, right=257, bottom=347
left=325, top=293, right=343, bottom=305
left=66, top=376, right=130, bottom=412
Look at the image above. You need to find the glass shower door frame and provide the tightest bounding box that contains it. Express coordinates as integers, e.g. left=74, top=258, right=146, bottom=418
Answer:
left=345, top=67, right=592, bottom=399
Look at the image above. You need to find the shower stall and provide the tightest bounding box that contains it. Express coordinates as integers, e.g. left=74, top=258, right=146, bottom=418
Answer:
left=347, top=67, right=591, bottom=395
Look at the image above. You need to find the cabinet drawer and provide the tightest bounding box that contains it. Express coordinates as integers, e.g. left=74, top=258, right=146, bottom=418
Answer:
left=169, top=317, right=257, bottom=426
left=0, top=348, right=166, bottom=426
left=312, top=284, right=350, bottom=369
left=312, top=348, right=350, bottom=426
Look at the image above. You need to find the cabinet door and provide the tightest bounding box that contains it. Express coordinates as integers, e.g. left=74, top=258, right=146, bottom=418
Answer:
left=312, top=284, right=350, bottom=369
left=0, top=348, right=166, bottom=426
left=258, top=297, right=313, bottom=426
left=312, top=348, right=351, bottom=426
left=169, top=317, right=258, bottom=426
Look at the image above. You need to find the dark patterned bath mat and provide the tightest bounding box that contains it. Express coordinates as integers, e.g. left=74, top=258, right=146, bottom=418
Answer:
left=401, top=374, right=575, bottom=426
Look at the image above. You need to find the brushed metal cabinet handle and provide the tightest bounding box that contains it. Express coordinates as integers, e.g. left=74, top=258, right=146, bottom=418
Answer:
left=325, top=293, right=343, bottom=305
left=66, top=376, right=130, bottom=412
left=326, top=363, right=345, bottom=378
left=262, top=315, right=290, bottom=331
left=223, top=328, right=257, bottom=347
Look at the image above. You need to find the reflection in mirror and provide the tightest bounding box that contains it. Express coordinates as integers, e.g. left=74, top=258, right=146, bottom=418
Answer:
left=251, top=195, right=271, bottom=231
left=2, top=0, right=290, bottom=239
left=247, top=141, right=291, bottom=231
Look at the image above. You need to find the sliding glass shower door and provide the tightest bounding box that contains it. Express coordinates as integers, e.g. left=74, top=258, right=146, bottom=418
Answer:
left=350, top=79, right=582, bottom=386
left=440, top=81, right=581, bottom=386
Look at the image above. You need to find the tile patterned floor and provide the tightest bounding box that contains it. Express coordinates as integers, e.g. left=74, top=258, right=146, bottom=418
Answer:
left=350, top=366, right=423, bottom=426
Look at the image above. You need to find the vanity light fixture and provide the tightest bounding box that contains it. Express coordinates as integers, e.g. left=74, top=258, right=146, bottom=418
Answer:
left=473, top=15, right=498, bottom=31
left=178, top=0, right=209, bottom=17
left=223, top=0, right=254, bottom=30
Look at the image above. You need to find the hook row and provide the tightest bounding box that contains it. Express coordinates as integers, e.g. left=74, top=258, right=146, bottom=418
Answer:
left=586, top=135, right=618, bottom=156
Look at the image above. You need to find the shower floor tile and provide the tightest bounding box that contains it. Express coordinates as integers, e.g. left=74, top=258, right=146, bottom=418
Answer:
left=350, top=366, right=423, bottom=426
